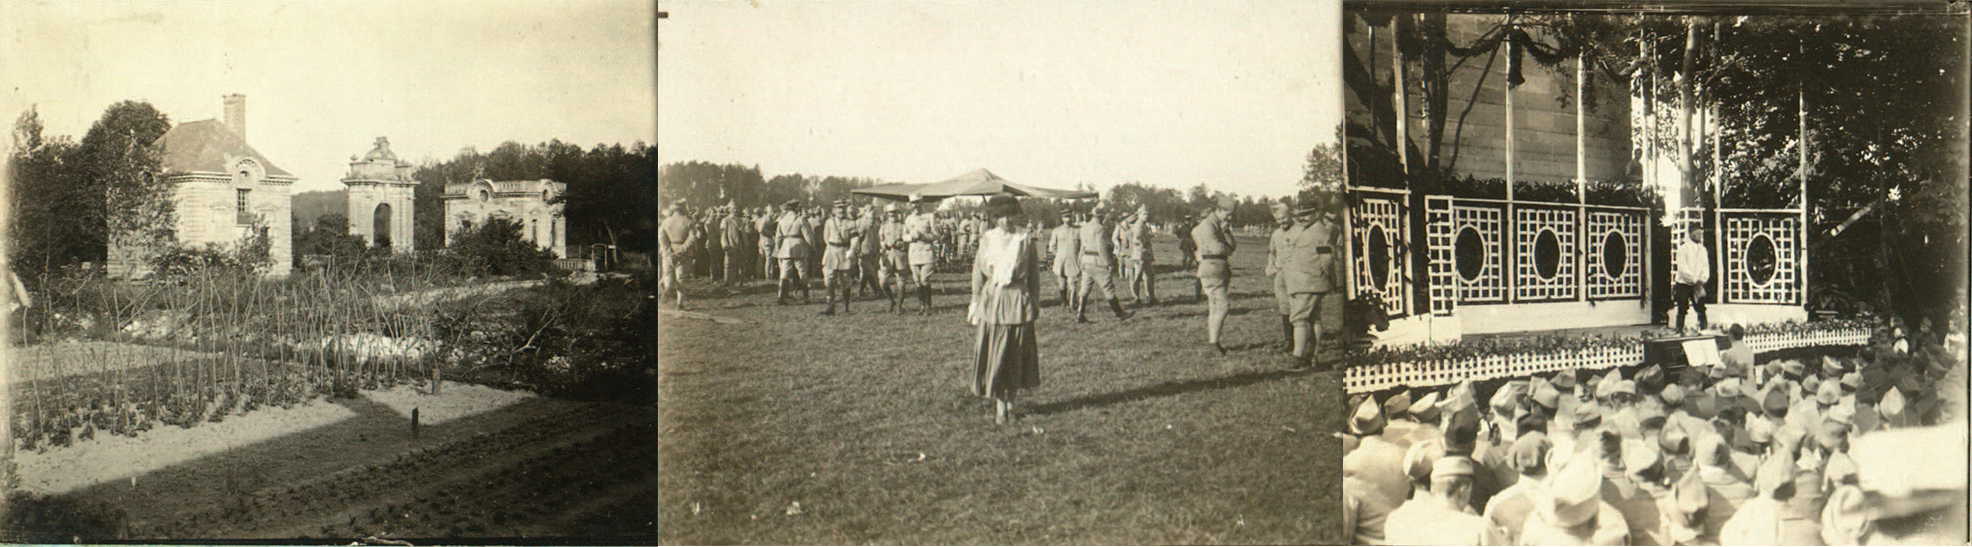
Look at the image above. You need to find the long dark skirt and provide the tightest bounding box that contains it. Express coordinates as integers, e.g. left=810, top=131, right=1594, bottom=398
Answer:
left=972, top=322, right=1040, bottom=398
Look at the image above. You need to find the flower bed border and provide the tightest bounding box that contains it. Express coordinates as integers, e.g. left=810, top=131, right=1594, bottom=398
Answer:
left=1345, top=327, right=1873, bottom=394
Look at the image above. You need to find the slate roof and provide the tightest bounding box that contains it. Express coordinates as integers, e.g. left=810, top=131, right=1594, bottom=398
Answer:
left=156, top=119, right=294, bottom=178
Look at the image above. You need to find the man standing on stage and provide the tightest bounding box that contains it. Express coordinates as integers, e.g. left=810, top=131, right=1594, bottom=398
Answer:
left=1050, top=210, right=1082, bottom=308
left=820, top=201, right=861, bottom=315
left=1192, top=196, right=1238, bottom=354
left=1674, top=227, right=1711, bottom=333
left=905, top=195, right=941, bottom=315
left=659, top=199, right=699, bottom=309
left=774, top=200, right=813, bottom=305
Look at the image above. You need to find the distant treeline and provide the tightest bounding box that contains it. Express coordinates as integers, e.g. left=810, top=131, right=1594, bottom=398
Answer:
left=657, top=161, right=1308, bottom=229
left=403, top=140, right=659, bottom=255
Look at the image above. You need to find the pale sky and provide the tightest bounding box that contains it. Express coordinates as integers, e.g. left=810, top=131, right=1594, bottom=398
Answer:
left=0, top=0, right=656, bottom=193
left=658, top=0, right=1342, bottom=199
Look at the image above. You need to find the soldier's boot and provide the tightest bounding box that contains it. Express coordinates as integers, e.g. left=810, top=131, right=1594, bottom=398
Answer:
left=920, top=285, right=934, bottom=315
left=1280, top=316, right=1294, bottom=353
left=819, top=280, right=838, bottom=315
left=776, top=279, right=790, bottom=305
left=1108, top=298, right=1132, bottom=321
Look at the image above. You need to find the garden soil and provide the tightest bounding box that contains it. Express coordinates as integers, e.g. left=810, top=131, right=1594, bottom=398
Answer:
left=4, top=363, right=656, bottom=540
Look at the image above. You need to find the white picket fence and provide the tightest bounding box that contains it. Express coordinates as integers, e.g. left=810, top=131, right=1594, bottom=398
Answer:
left=1345, top=328, right=1871, bottom=393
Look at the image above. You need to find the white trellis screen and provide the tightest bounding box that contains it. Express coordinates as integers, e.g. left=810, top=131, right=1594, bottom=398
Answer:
left=1353, top=192, right=1409, bottom=318
left=1721, top=212, right=1800, bottom=305
left=1426, top=197, right=1457, bottom=316
left=1513, top=206, right=1578, bottom=302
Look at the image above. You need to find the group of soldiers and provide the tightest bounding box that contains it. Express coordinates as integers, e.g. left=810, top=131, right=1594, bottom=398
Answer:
left=1342, top=321, right=1966, bottom=545
left=660, top=191, right=1344, bottom=368
left=658, top=198, right=952, bottom=314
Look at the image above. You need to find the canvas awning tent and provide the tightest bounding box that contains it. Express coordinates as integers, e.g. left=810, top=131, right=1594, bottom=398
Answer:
left=853, top=169, right=1098, bottom=202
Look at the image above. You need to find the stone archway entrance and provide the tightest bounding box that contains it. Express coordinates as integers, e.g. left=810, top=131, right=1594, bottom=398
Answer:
left=373, top=202, right=393, bottom=249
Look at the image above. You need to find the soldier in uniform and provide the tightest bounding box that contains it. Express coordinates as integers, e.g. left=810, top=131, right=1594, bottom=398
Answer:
left=1267, top=199, right=1295, bottom=352
left=1075, top=208, right=1132, bottom=323
left=1115, top=209, right=1142, bottom=305
left=905, top=195, right=941, bottom=315
left=820, top=201, right=862, bottom=315
left=1192, top=196, right=1238, bottom=354
left=757, top=207, right=779, bottom=281
left=659, top=200, right=698, bottom=309
left=720, top=203, right=747, bottom=284
left=774, top=200, right=813, bottom=305
left=879, top=204, right=912, bottom=313
left=856, top=204, right=887, bottom=300
left=1131, top=205, right=1157, bottom=306
left=1281, top=197, right=1340, bottom=368
left=1176, top=214, right=1198, bottom=269
left=1384, top=456, right=1501, bottom=545
left=1050, top=210, right=1082, bottom=309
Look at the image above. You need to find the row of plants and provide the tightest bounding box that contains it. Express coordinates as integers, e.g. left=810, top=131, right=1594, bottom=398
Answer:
left=11, top=241, right=447, bottom=452
left=10, top=353, right=418, bottom=451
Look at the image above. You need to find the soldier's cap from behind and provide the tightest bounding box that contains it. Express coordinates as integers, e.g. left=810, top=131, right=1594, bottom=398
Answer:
left=1382, top=389, right=1413, bottom=421
left=1349, top=396, right=1386, bottom=436
left=1541, top=450, right=1606, bottom=527
left=1430, top=455, right=1477, bottom=482
left=1409, top=391, right=1443, bottom=424
left=1509, top=431, right=1551, bottom=476
left=783, top=200, right=800, bottom=210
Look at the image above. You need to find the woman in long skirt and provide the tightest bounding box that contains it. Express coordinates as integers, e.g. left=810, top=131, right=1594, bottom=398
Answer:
left=970, top=194, right=1041, bottom=424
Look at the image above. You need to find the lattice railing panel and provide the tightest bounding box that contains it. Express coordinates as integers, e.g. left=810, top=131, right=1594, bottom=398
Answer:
left=1426, top=197, right=1457, bottom=316
left=1454, top=205, right=1506, bottom=303
left=1722, top=213, right=1800, bottom=305
left=1513, top=206, right=1578, bottom=302
left=1586, top=210, right=1645, bottom=299
left=1353, top=196, right=1408, bottom=317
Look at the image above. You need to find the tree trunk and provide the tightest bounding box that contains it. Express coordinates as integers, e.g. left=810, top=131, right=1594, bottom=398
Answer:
left=1677, top=17, right=1698, bottom=210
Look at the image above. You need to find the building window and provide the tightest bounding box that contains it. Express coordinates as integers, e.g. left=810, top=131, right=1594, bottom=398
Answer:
left=531, top=218, right=539, bottom=243
left=236, top=189, right=253, bottom=225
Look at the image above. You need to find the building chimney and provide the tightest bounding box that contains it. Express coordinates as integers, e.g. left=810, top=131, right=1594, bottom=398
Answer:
left=223, top=94, right=246, bottom=142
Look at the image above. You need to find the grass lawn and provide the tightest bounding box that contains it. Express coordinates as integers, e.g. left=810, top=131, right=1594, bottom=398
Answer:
left=658, top=234, right=1342, bottom=544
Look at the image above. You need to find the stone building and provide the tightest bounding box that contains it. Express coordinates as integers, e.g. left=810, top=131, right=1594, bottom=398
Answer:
left=441, top=179, right=567, bottom=258
left=109, top=94, right=295, bottom=278
left=342, top=137, right=417, bottom=252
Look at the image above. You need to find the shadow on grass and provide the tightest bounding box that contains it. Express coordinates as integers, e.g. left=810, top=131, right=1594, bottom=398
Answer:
left=1162, top=307, right=1264, bottom=320
left=1025, top=367, right=1313, bottom=416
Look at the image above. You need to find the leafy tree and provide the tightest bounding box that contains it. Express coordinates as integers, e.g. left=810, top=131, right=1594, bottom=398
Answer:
left=8, top=107, right=89, bottom=272
left=448, top=216, right=557, bottom=277
left=80, top=101, right=175, bottom=260
left=291, top=213, right=368, bottom=263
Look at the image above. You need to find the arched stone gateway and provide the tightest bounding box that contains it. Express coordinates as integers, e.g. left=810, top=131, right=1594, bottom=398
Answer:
left=373, top=202, right=394, bottom=250
left=344, top=137, right=417, bottom=253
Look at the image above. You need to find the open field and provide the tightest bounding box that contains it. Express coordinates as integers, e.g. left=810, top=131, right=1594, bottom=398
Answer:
left=658, top=234, right=1343, bottom=544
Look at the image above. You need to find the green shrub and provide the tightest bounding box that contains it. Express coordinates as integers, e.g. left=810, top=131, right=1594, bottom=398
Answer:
left=447, top=217, right=556, bottom=277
